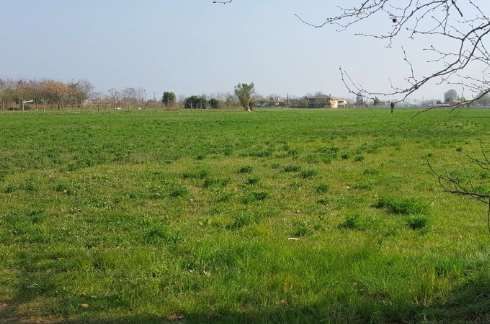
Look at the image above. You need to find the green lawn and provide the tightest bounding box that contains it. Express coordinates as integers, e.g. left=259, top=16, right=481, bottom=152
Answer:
left=0, top=109, right=489, bottom=323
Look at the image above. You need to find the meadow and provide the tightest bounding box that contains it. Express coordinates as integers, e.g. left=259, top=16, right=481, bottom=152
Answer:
left=0, top=108, right=489, bottom=323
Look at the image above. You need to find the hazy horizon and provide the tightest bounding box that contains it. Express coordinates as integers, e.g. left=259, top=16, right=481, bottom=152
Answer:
left=2, top=0, right=488, bottom=101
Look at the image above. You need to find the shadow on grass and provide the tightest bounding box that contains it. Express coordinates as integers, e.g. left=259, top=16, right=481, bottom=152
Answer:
left=420, top=273, right=490, bottom=323
left=53, top=278, right=490, bottom=324
left=4, top=250, right=490, bottom=323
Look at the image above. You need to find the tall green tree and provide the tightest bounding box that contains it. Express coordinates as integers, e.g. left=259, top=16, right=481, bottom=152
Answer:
left=162, top=91, right=176, bottom=107
left=234, top=83, right=255, bottom=112
left=208, top=98, right=220, bottom=109
left=184, top=96, right=207, bottom=109
left=444, top=89, right=459, bottom=104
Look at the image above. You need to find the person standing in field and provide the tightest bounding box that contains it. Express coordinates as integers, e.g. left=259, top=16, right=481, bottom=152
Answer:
left=390, top=102, right=395, bottom=114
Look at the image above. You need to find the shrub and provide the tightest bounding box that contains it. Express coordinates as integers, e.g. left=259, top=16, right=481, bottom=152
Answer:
left=215, top=191, right=233, bottom=203
left=318, top=146, right=339, bottom=159
left=144, top=225, right=182, bottom=245
left=304, top=154, right=321, bottom=164
left=242, top=192, right=268, bottom=204
left=374, top=197, right=428, bottom=215
left=22, top=179, right=37, bottom=192
left=317, top=198, right=329, bottom=206
left=287, top=149, right=298, bottom=157
left=407, top=215, right=429, bottom=230
left=3, top=184, right=16, bottom=193
left=245, top=177, right=260, bottom=185
left=182, top=169, right=208, bottom=180
left=300, top=169, right=318, bottom=179
left=202, top=178, right=229, bottom=189
left=284, top=165, right=301, bottom=173
left=54, top=182, right=74, bottom=195
left=227, top=212, right=258, bottom=230
left=338, top=215, right=363, bottom=230
left=354, top=155, right=365, bottom=162
left=352, top=180, right=374, bottom=190
left=250, top=150, right=272, bottom=158
left=169, top=186, right=189, bottom=198
left=291, top=221, right=311, bottom=237
left=238, top=166, right=253, bottom=174
left=316, top=184, right=330, bottom=194
left=363, top=168, right=380, bottom=176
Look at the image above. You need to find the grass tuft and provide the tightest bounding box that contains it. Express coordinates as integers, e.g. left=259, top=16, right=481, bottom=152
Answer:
left=374, top=197, right=429, bottom=215
left=182, top=169, right=208, bottom=180
left=168, top=185, right=189, bottom=198
left=283, top=164, right=301, bottom=173
left=242, top=191, right=268, bottom=204
left=407, top=215, right=429, bottom=230
left=300, top=169, right=318, bottom=179
left=291, top=221, right=312, bottom=237
left=245, top=177, right=260, bottom=185
left=316, top=184, right=330, bottom=193
left=227, top=212, right=258, bottom=230
left=338, top=215, right=363, bottom=230
left=238, top=166, right=253, bottom=174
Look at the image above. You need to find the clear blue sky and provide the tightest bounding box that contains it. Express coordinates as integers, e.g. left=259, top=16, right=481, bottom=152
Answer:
left=0, top=0, right=486, bottom=100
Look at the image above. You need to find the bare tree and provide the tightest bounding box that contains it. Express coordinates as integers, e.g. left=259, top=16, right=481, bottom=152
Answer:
left=135, top=88, right=147, bottom=106
left=69, top=80, right=94, bottom=108
left=214, top=1, right=490, bottom=229
left=428, top=146, right=490, bottom=232
left=0, top=79, right=13, bottom=111
left=217, top=1, right=489, bottom=105
left=293, top=1, right=490, bottom=106
left=108, top=88, right=121, bottom=109
left=212, top=0, right=232, bottom=4
left=297, top=1, right=490, bottom=230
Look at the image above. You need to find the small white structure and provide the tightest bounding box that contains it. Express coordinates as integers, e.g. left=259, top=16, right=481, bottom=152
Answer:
left=22, top=99, right=34, bottom=112
left=329, top=98, right=348, bottom=109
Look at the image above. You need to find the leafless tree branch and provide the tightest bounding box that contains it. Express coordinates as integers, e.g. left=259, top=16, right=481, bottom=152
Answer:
left=294, top=0, right=490, bottom=106
left=427, top=149, right=490, bottom=233
left=212, top=0, right=232, bottom=5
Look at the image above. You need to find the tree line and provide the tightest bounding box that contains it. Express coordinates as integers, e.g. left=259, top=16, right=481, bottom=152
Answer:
left=0, top=79, right=259, bottom=112
left=0, top=79, right=93, bottom=111
left=2, top=78, right=489, bottom=112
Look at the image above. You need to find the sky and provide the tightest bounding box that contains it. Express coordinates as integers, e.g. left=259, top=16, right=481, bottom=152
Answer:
left=0, top=0, right=487, bottom=100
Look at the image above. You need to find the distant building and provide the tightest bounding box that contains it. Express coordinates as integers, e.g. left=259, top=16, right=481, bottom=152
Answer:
left=306, top=95, right=330, bottom=108
left=287, top=95, right=349, bottom=109
left=329, top=98, right=348, bottom=109
left=288, top=97, right=309, bottom=108
left=307, top=96, right=349, bottom=108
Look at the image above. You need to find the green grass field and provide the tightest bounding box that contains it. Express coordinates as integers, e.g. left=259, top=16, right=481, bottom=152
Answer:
left=0, top=109, right=489, bottom=323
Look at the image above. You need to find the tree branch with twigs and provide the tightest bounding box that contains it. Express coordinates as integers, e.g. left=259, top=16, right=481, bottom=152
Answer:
left=294, top=0, right=490, bottom=106
left=214, top=0, right=490, bottom=106
left=213, top=0, right=490, bottom=231
left=427, top=143, right=490, bottom=233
